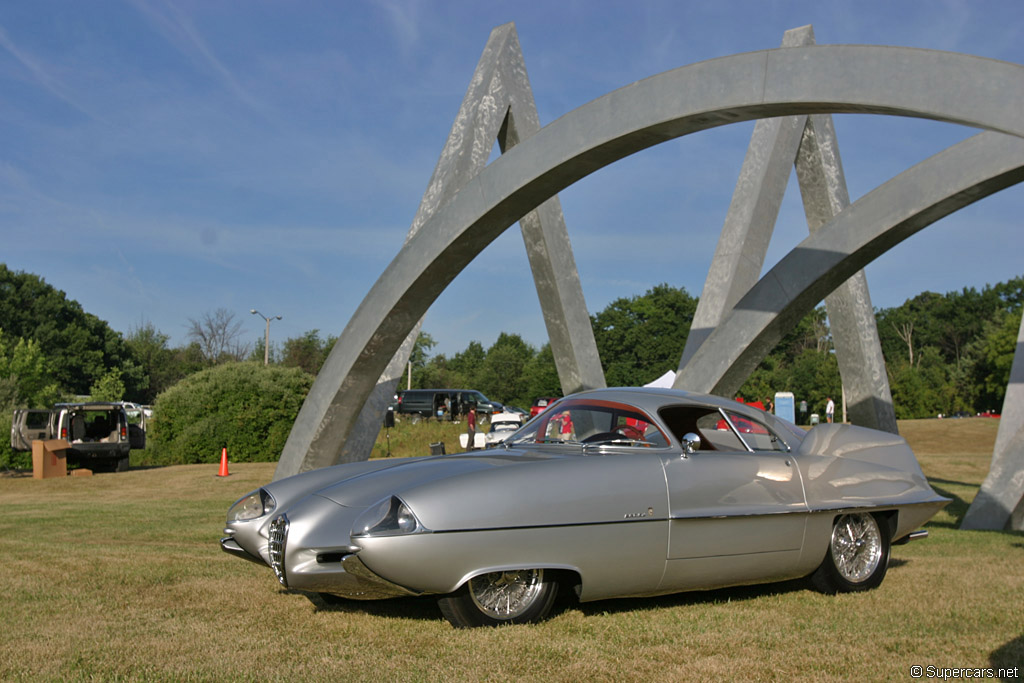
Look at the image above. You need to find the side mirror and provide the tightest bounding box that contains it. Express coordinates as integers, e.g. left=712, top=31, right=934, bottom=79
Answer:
left=681, top=432, right=701, bottom=456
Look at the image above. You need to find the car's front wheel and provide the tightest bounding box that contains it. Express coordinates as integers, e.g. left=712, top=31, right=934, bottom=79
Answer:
left=811, top=512, right=890, bottom=593
left=437, top=568, right=558, bottom=628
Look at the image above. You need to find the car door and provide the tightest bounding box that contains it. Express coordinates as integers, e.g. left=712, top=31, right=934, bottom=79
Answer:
left=658, top=406, right=809, bottom=591
left=10, top=409, right=54, bottom=451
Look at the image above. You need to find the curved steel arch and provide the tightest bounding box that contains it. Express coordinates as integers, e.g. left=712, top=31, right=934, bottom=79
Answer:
left=673, top=131, right=1024, bottom=395
left=275, top=45, right=1024, bottom=479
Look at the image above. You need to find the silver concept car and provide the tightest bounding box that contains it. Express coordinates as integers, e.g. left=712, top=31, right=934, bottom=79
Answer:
left=221, top=387, right=947, bottom=628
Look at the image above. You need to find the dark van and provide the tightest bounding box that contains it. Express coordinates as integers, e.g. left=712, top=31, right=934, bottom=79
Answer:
left=396, top=389, right=502, bottom=420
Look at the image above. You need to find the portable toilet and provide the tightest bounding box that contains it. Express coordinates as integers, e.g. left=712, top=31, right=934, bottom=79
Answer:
left=774, top=392, right=795, bottom=424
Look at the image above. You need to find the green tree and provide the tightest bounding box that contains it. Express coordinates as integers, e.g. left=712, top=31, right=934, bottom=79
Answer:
left=520, top=343, right=562, bottom=404
left=89, top=368, right=125, bottom=402
left=0, top=330, right=62, bottom=470
left=0, top=331, right=61, bottom=408
left=443, top=341, right=486, bottom=389
left=126, top=322, right=192, bottom=404
left=150, top=362, right=313, bottom=465
left=408, top=332, right=437, bottom=387
left=280, top=329, right=338, bottom=376
left=0, top=265, right=144, bottom=397
left=786, top=348, right=841, bottom=418
left=476, top=333, right=536, bottom=405
left=248, top=337, right=278, bottom=365
left=592, top=283, right=697, bottom=386
left=966, top=307, right=1022, bottom=411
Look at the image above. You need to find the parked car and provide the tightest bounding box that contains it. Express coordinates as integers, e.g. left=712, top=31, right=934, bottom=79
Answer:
left=530, top=396, right=559, bottom=417
left=459, top=411, right=525, bottom=450
left=11, top=402, right=146, bottom=472
left=221, top=387, right=947, bottom=628
left=396, top=389, right=502, bottom=420
left=503, top=405, right=530, bottom=420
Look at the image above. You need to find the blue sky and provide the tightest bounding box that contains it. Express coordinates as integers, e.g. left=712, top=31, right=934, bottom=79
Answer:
left=1, top=0, right=1021, bottom=358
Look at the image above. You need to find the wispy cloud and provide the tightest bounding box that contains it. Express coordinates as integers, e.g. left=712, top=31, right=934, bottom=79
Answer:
left=124, top=0, right=271, bottom=119
left=0, top=21, right=97, bottom=119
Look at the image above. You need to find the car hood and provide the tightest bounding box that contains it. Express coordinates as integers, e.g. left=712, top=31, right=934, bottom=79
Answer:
left=313, top=451, right=540, bottom=508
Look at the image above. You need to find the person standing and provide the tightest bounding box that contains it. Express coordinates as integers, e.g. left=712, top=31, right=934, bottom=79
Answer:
left=825, top=397, right=835, bottom=423
left=466, top=403, right=477, bottom=450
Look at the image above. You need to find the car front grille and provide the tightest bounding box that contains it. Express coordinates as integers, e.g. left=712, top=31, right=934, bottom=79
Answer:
left=268, top=514, right=289, bottom=587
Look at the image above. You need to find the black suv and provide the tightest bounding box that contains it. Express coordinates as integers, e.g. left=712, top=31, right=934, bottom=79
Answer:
left=395, top=389, right=503, bottom=420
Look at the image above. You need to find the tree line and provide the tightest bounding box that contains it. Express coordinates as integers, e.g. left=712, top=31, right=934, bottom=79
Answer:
left=410, top=279, right=1023, bottom=420
left=1, top=263, right=1021, bottom=467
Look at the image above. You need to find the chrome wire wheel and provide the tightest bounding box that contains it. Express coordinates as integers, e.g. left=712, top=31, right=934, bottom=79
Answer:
left=468, top=569, right=546, bottom=620
left=830, top=513, right=883, bottom=584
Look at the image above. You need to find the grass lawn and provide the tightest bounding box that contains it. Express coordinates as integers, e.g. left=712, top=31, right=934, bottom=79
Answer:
left=1, top=418, right=1021, bottom=681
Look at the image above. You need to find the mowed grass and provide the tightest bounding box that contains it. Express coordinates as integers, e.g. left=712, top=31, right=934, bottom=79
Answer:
left=1, top=418, right=1021, bottom=681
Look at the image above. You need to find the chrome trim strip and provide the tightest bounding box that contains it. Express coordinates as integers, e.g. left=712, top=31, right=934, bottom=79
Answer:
left=716, top=407, right=755, bottom=453
left=430, top=517, right=669, bottom=534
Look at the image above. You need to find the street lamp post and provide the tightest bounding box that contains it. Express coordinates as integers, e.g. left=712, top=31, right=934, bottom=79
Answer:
left=250, top=309, right=282, bottom=365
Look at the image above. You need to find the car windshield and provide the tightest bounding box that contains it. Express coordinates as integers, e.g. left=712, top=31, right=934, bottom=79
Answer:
left=506, top=399, right=669, bottom=448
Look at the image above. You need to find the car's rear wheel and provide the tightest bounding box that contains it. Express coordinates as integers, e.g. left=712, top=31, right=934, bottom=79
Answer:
left=811, top=512, right=890, bottom=593
left=437, top=568, right=558, bottom=628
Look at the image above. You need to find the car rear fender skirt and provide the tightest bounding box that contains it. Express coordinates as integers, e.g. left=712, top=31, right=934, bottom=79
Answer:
left=797, top=425, right=942, bottom=509
left=452, top=564, right=582, bottom=596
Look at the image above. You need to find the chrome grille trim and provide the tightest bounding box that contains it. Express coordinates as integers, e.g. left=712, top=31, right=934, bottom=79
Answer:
left=268, top=514, right=289, bottom=587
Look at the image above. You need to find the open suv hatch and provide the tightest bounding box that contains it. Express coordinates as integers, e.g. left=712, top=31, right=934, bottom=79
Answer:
left=11, top=402, right=146, bottom=472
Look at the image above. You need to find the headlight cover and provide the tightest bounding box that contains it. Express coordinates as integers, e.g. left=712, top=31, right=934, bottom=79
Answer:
left=352, top=496, right=425, bottom=537
left=227, top=488, right=276, bottom=522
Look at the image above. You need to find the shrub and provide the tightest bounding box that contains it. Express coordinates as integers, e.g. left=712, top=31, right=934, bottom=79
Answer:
left=149, top=362, right=312, bottom=465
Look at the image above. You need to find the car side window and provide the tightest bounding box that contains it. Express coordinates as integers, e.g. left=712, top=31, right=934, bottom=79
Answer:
left=659, top=405, right=787, bottom=453
left=695, top=412, right=747, bottom=451
left=722, top=411, right=788, bottom=452
left=510, top=400, right=670, bottom=449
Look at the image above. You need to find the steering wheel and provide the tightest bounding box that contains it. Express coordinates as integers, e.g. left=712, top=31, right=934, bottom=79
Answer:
left=581, top=431, right=625, bottom=444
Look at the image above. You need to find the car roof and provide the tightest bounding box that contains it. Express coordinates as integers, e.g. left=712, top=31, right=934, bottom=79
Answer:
left=54, top=402, right=128, bottom=409
left=565, top=386, right=778, bottom=420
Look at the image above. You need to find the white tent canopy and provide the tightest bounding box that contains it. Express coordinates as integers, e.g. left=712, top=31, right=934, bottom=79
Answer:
left=643, top=370, right=676, bottom=388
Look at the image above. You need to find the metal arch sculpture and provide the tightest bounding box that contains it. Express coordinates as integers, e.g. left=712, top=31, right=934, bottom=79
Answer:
left=273, top=28, right=1024, bottom=530
left=679, top=25, right=897, bottom=435
left=674, top=131, right=1024, bottom=397
left=322, top=25, right=605, bottom=469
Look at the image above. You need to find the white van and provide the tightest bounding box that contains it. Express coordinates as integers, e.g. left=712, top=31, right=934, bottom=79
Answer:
left=11, top=402, right=146, bottom=472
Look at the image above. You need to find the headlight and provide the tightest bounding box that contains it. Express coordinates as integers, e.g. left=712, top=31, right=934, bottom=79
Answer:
left=352, top=496, right=425, bottom=537
left=227, top=488, right=276, bottom=522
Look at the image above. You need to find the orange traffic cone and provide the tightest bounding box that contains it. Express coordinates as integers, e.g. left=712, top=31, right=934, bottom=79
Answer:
left=217, top=447, right=230, bottom=477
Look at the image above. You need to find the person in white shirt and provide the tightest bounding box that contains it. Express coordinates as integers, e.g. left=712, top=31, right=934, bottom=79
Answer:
left=825, top=397, right=835, bottom=423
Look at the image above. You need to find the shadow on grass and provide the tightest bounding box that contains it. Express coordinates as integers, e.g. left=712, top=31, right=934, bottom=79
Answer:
left=301, top=590, right=443, bottom=622
left=926, top=478, right=976, bottom=528
left=573, top=578, right=810, bottom=619
left=295, top=557, right=931, bottom=625
left=990, top=633, right=1023, bottom=679
left=297, top=573, right=834, bottom=625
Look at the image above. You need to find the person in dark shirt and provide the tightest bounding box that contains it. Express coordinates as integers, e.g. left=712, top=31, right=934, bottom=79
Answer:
left=466, top=402, right=477, bottom=450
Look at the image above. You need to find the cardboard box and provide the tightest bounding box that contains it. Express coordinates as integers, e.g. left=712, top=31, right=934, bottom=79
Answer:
left=32, top=439, right=71, bottom=479
left=71, top=468, right=93, bottom=478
